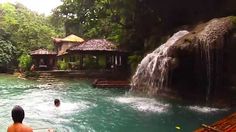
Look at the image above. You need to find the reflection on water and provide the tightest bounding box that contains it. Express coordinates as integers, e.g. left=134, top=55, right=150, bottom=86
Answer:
left=0, top=74, right=234, bottom=132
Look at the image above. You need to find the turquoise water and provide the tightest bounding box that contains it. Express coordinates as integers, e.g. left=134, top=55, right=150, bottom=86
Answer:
left=0, top=74, right=234, bottom=132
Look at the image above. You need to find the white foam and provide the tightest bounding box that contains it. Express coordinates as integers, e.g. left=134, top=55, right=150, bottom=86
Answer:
left=36, top=82, right=65, bottom=89
left=188, top=106, right=227, bottom=113
left=112, top=97, right=170, bottom=113
left=56, top=101, right=94, bottom=114
left=131, top=30, right=189, bottom=94
left=34, top=101, right=95, bottom=116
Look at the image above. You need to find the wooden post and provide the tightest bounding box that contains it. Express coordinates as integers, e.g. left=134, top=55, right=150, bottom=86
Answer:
left=80, top=54, right=84, bottom=69
left=111, top=55, right=114, bottom=69
left=96, top=55, right=99, bottom=67
left=105, top=55, right=108, bottom=69
left=106, top=54, right=112, bottom=69
left=122, top=54, right=128, bottom=70
left=119, top=55, right=122, bottom=66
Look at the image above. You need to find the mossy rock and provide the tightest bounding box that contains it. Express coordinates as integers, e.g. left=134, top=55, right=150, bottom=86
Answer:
left=230, top=16, right=236, bottom=28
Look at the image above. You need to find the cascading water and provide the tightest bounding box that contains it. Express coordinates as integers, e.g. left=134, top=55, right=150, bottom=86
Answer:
left=131, top=17, right=234, bottom=104
left=131, top=30, right=189, bottom=95
left=197, top=18, right=232, bottom=102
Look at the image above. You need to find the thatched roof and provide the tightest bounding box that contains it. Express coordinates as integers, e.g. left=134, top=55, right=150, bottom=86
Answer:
left=53, top=34, right=84, bottom=43
left=69, top=39, right=118, bottom=52
left=30, top=49, right=57, bottom=55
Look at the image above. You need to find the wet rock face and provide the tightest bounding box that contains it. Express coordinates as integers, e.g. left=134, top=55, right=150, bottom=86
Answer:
left=171, top=17, right=234, bottom=101
left=224, top=31, right=236, bottom=85
left=131, top=17, right=236, bottom=106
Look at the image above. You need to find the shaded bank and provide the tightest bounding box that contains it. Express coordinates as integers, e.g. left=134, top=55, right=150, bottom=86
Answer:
left=121, top=0, right=236, bottom=52
left=131, top=16, right=236, bottom=107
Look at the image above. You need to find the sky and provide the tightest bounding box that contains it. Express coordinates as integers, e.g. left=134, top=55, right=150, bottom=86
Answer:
left=0, top=0, right=62, bottom=15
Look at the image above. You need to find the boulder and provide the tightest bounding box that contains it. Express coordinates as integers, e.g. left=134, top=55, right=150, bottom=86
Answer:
left=131, top=16, right=236, bottom=107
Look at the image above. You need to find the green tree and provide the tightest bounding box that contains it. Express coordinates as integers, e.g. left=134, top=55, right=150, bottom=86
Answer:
left=0, top=29, right=16, bottom=71
left=0, top=3, right=64, bottom=53
left=0, top=40, right=15, bottom=67
left=18, top=54, right=32, bottom=71
left=52, top=0, right=135, bottom=43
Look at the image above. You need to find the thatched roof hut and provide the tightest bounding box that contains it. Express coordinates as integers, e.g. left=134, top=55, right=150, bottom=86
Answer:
left=30, top=49, right=57, bottom=55
left=53, top=34, right=84, bottom=43
left=52, top=34, right=84, bottom=56
left=30, top=49, right=57, bottom=70
left=67, top=39, right=128, bottom=70
left=68, top=39, right=119, bottom=52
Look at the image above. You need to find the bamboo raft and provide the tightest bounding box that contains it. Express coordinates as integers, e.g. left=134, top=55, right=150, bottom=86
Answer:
left=195, top=112, right=236, bottom=132
left=92, top=79, right=130, bottom=89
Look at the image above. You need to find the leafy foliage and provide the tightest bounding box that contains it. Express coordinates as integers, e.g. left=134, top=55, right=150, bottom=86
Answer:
left=0, top=39, right=15, bottom=67
left=24, top=71, right=39, bottom=78
left=57, top=60, right=68, bottom=70
left=52, top=0, right=135, bottom=43
left=18, top=54, right=32, bottom=71
left=83, top=55, right=99, bottom=69
left=0, top=3, right=63, bottom=53
left=128, top=55, right=142, bottom=74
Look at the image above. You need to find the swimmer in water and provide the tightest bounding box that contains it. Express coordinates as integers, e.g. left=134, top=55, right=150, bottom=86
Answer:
left=54, top=99, right=60, bottom=107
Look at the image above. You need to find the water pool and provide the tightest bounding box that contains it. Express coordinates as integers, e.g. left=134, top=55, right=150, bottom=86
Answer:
left=0, top=74, right=233, bottom=132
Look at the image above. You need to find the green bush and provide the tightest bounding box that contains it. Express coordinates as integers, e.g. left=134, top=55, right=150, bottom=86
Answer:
left=18, top=54, right=32, bottom=71
left=128, top=55, right=143, bottom=73
left=0, top=39, right=16, bottom=69
left=98, top=55, right=106, bottom=69
left=83, top=55, right=99, bottom=69
left=24, top=71, right=39, bottom=78
left=57, top=60, right=68, bottom=70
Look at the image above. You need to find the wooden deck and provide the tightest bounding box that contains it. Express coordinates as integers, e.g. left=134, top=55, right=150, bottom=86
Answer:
left=92, top=79, right=130, bottom=89
left=195, top=112, right=236, bottom=132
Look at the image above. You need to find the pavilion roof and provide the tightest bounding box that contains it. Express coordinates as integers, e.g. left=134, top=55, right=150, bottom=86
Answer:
left=68, top=39, right=118, bottom=52
left=53, top=34, right=84, bottom=43
left=30, top=49, right=57, bottom=55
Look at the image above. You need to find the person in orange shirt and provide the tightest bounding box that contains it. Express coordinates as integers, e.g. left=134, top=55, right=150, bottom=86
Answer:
left=7, top=105, right=33, bottom=132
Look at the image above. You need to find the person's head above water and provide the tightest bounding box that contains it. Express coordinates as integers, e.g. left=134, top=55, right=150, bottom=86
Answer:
left=54, top=99, right=60, bottom=107
left=11, top=105, right=25, bottom=123
left=8, top=105, right=33, bottom=132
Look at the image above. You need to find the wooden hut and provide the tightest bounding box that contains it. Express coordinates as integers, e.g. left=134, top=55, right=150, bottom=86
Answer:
left=67, top=39, right=128, bottom=70
left=52, top=34, right=84, bottom=57
left=30, top=49, right=57, bottom=70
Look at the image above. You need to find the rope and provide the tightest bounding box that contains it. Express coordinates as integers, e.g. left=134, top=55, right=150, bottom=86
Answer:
left=33, top=128, right=54, bottom=131
left=202, top=124, right=223, bottom=132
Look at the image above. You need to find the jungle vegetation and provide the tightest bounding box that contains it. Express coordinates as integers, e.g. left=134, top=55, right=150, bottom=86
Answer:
left=1, top=0, right=236, bottom=72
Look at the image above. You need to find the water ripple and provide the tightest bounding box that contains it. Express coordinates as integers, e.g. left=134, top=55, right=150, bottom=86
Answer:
left=187, top=106, right=228, bottom=113
left=111, top=96, right=170, bottom=113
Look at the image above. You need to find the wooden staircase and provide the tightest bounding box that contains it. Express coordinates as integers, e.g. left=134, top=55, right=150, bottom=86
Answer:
left=37, top=72, right=57, bottom=82
left=92, top=79, right=130, bottom=89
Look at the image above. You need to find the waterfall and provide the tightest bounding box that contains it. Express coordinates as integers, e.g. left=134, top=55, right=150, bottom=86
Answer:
left=131, top=30, right=189, bottom=96
left=197, top=18, right=232, bottom=102
left=130, top=17, right=235, bottom=106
